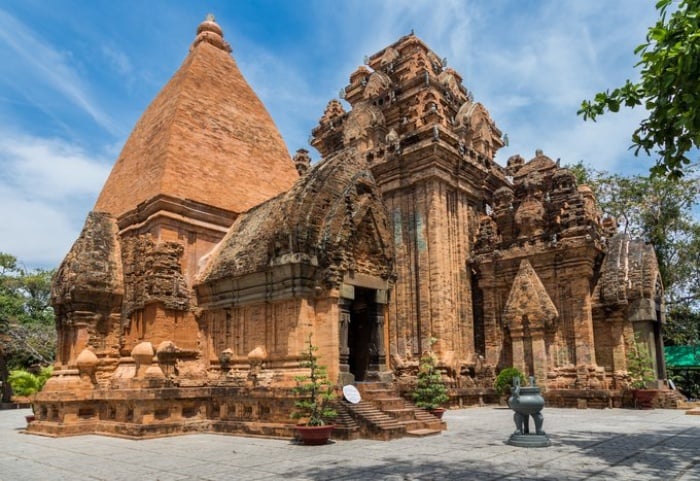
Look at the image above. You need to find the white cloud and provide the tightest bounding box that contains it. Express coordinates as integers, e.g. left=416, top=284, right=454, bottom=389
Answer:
left=0, top=129, right=111, bottom=268
left=0, top=8, right=115, bottom=134
left=497, top=106, right=652, bottom=173
left=0, top=133, right=111, bottom=200
left=101, top=44, right=133, bottom=76
left=0, top=0, right=672, bottom=267
left=0, top=185, right=79, bottom=269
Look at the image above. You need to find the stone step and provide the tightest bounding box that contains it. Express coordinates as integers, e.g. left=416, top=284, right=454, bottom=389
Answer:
left=382, top=408, right=417, bottom=421
left=338, top=383, right=446, bottom=440
left=372, top=397, right=406, bottom=410
left=406, top=428, right=442, bottom=437
left=331, top=404, right=361, bottom=440
left=354, top=382, right=396, bottom=400
left=397, top=418, right=444, bottom=431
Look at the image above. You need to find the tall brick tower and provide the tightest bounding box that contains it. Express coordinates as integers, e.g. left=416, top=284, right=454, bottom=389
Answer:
left=52, top=16, right=297, bottom=372
left=312, top=34, right=508, bottom=366
left=95, top=15, right=298, bottom=284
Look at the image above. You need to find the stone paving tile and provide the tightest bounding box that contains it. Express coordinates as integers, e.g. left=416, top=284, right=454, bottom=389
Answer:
left=1, top=460, right=98, bottom=481
left=676, top=461, right=700, bottom=481
left=3, top=407, right=700, bottom=481
left=193, top=465, right=281, bottom=481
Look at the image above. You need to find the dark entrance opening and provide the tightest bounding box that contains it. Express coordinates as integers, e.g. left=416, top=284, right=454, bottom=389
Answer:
left=348, top=287, right=377, bottom=382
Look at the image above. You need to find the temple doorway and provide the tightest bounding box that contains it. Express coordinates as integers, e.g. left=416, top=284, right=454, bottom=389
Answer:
left=348, top=287, right=377, bottom=382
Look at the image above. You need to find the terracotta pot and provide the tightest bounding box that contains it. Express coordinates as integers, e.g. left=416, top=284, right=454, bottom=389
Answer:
left=633, top=389, right=657, bottom=409
left=429, top=408, right=446, bottom=419
left=295, top=424, right=335, bottom=445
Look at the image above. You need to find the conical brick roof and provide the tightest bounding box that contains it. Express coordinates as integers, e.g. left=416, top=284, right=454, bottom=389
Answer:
left=94, top=16, right=297, bottom=218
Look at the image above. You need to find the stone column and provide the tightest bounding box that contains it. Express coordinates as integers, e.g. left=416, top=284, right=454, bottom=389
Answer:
left=370, top=290, right=393, bottom=383
left=570, top=276, right=596, bottom=366
left=610, top=319, right=627, bottom=373
left=478, top=272, right=502, bottom=368
left=339, top=298, right=351, bottom=374
left=510, top=324, right=526, bottom=375
left=531, top=326, right=547, bottom=384
left=370, top=303, right=386, bottom=369
left=70, top=311, right=95, bottom=366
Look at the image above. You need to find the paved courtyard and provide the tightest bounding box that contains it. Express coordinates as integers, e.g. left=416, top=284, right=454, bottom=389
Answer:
left=1, top=406, right=699, bottom=480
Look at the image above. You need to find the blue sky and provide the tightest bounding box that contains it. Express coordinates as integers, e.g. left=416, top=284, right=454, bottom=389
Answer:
left=0, top=0, right=660, bottom=269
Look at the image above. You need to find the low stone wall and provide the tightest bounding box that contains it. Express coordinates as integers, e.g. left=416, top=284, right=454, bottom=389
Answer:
left=28, top=386, right=300, bottom=439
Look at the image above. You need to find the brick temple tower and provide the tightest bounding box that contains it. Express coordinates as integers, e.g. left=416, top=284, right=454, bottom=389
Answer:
left=311, top=34, right=508, bottom=367
left=50, top=16, right=297, bottom=383
left=31, top=20, right=672, bottom=441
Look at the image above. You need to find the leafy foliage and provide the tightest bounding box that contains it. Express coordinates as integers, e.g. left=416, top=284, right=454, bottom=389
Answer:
left=412, top=351, right=449, bottom=410
left=493, top=367, right=526, bottom=397
left=8, top=366, right=53, bottom=397
left=568, top=163, right=700, bottom=308
left=664, top=305, right=700, bottom=347
left=668, top=368, right=700, bottom=399
left=0, top=253, right=56, bottom=402
left=291, top=336, right=337, bottom=427
left=578, top=0, right=700, bottom=178
left=626, top=337, right=657, bottom=389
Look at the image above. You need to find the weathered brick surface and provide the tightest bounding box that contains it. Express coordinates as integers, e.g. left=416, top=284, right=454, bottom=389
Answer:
left=95, top=19, right=297, bottom=218
left=51, top=211, right=123, bottom=376
left=35, top=22, right=670, bottom=441
left=472, top=152, right=664, bottom=391
left=196, top=146, right=395, bottom=383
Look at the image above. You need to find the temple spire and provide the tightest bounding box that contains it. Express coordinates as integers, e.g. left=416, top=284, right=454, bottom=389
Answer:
left=95, top=15, right=296, bottom=218
left=191, top=13, right=231, bottom=53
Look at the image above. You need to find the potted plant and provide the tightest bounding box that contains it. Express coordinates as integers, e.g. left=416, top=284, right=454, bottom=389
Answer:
left=494, top=367, right=525, bottom=404
left=291, top=336, right=337, bottom=445
left=412, top=345, right=449, bottom=419
left=626, top=337, right=658, bottom=408
left=8, top=366, right=53, bottom=423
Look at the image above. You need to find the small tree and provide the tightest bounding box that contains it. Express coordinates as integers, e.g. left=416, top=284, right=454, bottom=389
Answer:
left=494, top=367, right=526, bottom=397
left=412, top=349, right=449, bottom=410
left=626, top=338, right=657, bottom=389
left=578, top=0, right=700, bottom=178
left=8, top=366, right=52, bottom=397
left=291, top=337, right=337, bottom=426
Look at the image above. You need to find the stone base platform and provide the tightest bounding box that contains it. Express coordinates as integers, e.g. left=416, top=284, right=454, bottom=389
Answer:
left=506, top=432, right=552, bottom=448
left=27, top=382, right=444, bottom=441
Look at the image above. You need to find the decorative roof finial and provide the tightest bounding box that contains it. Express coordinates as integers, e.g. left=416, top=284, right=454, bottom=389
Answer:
left=192, top=13, right=231, bottom=53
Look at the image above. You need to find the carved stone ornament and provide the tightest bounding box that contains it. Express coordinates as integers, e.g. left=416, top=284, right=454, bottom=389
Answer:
left=503, top=260, right=558, bottom=331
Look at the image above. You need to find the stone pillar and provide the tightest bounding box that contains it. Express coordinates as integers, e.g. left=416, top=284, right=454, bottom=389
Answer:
left=478, top=273, right=502, bottom=368
left=653, top=319, right=667, bottom=380
left=69, top=311, right=95, bottom=366
left=338, top=297, right=352, bottom=385
left=610, top=320, right=627, bottom=373
left=370, top=290, right=393, bottom=383
left=369, top=303, right=386, bottom=371
left=510, top=325, right=526, bottom=375
left=531, top=326, right=547, bottom=384
left=570, top=276, right=596, bottom=366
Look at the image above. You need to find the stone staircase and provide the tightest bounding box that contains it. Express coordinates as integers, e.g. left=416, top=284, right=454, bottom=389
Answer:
left=658, top=388, right=687, bottom=409
left=332, top=382, right=445, bottom=440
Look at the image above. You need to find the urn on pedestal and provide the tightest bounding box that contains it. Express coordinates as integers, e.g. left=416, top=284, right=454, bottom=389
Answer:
left=506, top=376, right=551, bottom=448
